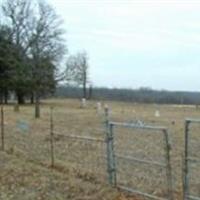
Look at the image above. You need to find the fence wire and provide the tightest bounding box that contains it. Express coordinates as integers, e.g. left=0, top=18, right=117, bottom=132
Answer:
left=5, top=122, right=51, bottom=166
left=52, top=132, right=107, bottom=181
left=2, top=107, right=107, bottom=183
left=4, top=105, right=200, bottom=200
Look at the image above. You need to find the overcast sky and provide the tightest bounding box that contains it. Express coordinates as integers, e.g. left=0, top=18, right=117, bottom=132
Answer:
left=48, top=0, right=200, bottom=91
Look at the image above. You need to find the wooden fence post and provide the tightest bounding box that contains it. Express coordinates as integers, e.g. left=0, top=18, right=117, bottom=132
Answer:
left=50, top=106, right=55, bottom=167
left=163, top=129, right=174, bottom=200
left=1, top=106, right=4, bottom=151
left=104, top=106, right=116, bottom=186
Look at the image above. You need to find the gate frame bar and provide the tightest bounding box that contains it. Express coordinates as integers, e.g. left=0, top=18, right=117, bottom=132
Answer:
left=107, top=121, right=174, bottom=200
left=183, top=118, right=200, bottom=200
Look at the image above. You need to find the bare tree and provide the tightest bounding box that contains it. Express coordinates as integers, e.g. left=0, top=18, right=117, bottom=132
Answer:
left=1, top=0, right=67, bottom=118
left=66, top=51, right=89, bottom=99
left=29, top=1, right=66, bottom=118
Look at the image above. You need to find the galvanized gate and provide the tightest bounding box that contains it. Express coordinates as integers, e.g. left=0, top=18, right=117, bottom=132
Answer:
left=105, top=121, right=173, bottom=200
left=184, top=119, right=200, bottom=200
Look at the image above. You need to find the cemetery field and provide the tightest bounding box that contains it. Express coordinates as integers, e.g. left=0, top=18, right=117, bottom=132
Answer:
left=1, top=98, right=200, bottom=199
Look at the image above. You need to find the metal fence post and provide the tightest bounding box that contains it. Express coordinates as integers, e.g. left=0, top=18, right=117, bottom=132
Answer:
left=105, top=107, right=112, bottom=184
left=183, top=120, right=190, bottom=200
left=105, top=123, right=116, bottom=186
left=105, top=107, right=116, bottom=186
left=109, top=124, right=117, bottom=186
left=50, top=107, right=55, bottom=167
left=1, top=106, right=4, bottom=151
left=163, top=129, right=173, bottom=200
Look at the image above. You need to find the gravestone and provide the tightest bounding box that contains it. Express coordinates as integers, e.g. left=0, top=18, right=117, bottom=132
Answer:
left=96, top=102, right=102, bottom=114
left=17, top=120, right=29, bottom=133
left=10, top=93, right=15, bottom=102
left=81, top=98, right=86, bottom=108
left=155, top=110, right=160, bottom=117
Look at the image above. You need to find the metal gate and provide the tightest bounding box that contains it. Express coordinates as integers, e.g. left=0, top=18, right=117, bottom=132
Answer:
left=184, top=119, right=200, bottom=200
left=105, top=121, right=173, bottom=200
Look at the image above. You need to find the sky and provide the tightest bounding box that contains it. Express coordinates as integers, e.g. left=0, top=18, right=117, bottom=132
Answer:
left=47, top=0, right=200, bottom=91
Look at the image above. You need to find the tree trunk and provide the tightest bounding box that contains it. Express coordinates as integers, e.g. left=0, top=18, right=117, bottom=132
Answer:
left=14, top=91, right=20, bottom=112
left=4, top=90, right=8, bottom=104
left=30, top=92, right=34, bottom=104
left=17, top=91, right=25, bottom=104
left=0, top=91, right=3, bottom=104
left=14, top=103, right=19, bottom=112
left=35, top=92, right=40, bottom=118
left=88, top=85, right=92, bottom=100
left=83, top=72, right=87, bottom=99
left=83, top=84, right=86, bottom=99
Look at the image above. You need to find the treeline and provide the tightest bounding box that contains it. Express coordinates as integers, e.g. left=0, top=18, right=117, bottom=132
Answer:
left=55, top=86, right=200, bottom=105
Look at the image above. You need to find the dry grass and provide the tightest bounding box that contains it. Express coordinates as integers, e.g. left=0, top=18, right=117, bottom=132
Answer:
left=1, top=98, right=200, bottom=199
left=0, top=151, right=118, bottom=200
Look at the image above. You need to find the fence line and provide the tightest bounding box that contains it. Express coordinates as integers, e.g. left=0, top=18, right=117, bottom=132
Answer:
left=53, top=132, right=105, bottom=143
left=1, top=106, right=200, bottom=199
left=47, top=106, right=107, bottom=180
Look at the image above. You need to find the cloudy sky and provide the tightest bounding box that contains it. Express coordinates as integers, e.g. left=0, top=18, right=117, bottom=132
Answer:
left=48, top=0, right=200, bottom=91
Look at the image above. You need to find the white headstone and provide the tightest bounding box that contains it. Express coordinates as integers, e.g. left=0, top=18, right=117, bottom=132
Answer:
left=155, top=110, right=160, bottom=117
left=81, top=98, right=86, bottom=108
left=10, top=93, right=15, bottom=101
left=96, top=102, right=102, bottom=114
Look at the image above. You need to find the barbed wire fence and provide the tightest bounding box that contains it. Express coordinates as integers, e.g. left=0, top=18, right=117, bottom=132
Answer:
left=0, top=105, right=108, bottom=182
left=1, top=104, right=200, bottom=199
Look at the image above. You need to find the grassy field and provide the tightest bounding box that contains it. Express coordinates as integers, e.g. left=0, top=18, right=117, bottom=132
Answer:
left=0, top=98, right=200, bottom=200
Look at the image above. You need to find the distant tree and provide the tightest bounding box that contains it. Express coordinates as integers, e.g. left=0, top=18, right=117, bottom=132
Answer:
left=66, top=51, right=89, bottom=99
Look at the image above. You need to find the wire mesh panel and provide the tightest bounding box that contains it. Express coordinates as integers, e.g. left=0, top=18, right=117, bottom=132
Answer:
left=53, top=132, right=107, bottom=182
left=108, top=122, right=173, bottom=200
left=184, top=119, right=200, bottom=200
